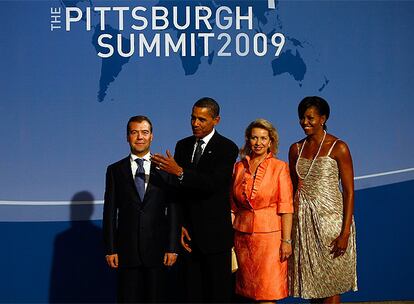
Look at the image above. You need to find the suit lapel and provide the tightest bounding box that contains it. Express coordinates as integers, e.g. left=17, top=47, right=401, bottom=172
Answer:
left=198, top=132, right=219, bottom=166
left=141, top=162, right=166, bottom=207
left=183, top=133, right=219, bottom=167
left=187, top=136, right=197, bottom=166
left=120, top=156, right=143, bottom=204
left=142, top=164, right=156, bottom=204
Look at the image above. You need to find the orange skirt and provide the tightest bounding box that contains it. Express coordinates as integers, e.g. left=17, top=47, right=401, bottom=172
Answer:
left=234, top=230, right=288, bottom=300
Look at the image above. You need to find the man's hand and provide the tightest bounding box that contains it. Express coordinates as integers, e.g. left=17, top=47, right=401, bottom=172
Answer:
left=106, top=253, right=118, bottom=268
left=181, top=226, right=192, bottom=253
left=163, top=252, right=178, bottom=267
left=151, top=150, right=183, bottom=176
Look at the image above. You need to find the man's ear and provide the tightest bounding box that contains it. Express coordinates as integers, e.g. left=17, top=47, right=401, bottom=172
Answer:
left=213, top=115, right=221, bottom=126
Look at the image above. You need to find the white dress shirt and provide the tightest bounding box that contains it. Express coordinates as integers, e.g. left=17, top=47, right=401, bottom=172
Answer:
left=130, top=152, right=151, bottom=190
left=191, top=129, right=215, bottom=163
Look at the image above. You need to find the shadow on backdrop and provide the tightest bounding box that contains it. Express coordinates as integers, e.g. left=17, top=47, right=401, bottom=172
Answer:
left=49, top=191, right=116, bottom=303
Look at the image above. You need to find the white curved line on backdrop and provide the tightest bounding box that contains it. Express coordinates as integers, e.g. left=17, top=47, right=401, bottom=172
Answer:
left=0, top=167, right=413, bottom=206
left=354, top=167, right=414, bottom=180
left=0, top=200, right=104, bottom=206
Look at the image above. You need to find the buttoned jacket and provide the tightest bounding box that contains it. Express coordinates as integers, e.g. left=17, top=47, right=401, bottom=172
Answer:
left=103, top=156, right=180, bottom=267
left=231, top=154, right=293, bottom=233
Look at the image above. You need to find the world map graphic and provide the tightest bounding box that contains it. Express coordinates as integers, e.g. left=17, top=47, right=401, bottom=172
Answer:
left=62, top=0, right=328, bottom=102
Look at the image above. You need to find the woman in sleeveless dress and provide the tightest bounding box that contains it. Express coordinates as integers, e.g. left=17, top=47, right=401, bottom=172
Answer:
left=288, top=96, right=357, bottom=303
left=231, top=119, right=293, bottom=302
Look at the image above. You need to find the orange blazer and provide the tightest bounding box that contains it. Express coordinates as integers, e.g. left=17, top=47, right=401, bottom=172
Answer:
left=231, top=153, right=293, bottom=233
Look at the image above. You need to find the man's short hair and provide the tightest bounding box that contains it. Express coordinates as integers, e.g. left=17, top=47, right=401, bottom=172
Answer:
left=127, top=115, right=153, bottom=134
left=193, top=97, right=220, bottom=118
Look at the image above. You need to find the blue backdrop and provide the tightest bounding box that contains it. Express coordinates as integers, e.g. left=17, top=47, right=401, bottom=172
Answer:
left=1, top=0, right=413, bottom=302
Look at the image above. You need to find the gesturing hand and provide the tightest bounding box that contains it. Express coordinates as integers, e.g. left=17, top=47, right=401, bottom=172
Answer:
left=152, top=150, right=183, bottom=176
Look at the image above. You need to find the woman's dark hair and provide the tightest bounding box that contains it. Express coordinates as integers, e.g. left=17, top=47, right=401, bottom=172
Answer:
left=298, top=96, right=330, bottom=130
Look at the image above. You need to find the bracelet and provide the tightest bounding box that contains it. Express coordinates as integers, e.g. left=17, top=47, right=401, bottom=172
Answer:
left=281, top=239, right=292, bottom=244
left=177, top=171, right=184, bottom=181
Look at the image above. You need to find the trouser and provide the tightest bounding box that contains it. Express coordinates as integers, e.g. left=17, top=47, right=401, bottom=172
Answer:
left=117, top=265, right=166, bottom=303
left=183, top=247, right=232, bottom=303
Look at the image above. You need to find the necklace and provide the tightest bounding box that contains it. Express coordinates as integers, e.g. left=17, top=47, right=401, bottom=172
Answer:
left=296, top=130, right=326, bottom=180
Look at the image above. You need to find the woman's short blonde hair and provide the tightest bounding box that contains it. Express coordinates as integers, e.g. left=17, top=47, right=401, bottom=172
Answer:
left=240, top=119, right=279, bottom=158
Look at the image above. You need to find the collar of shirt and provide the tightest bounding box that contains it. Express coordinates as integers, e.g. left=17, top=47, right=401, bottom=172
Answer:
left=191, top=129, right=215, bottom=162
left=195, top=128, right=215, bottom=150
left=130, top=152, right=151, bottom=179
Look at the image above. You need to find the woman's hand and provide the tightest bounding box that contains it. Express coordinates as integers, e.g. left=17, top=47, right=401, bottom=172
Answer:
left=280, top=212, right=293, bottom=262
left=330, top=233, right=350, bottom=258
left=280, top=242, right=292, bottom=262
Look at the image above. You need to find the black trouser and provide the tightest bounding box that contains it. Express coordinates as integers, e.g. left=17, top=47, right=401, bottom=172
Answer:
left=183, top=247, right=232, bottom=303
left=117, top=265, right=166, bottom=303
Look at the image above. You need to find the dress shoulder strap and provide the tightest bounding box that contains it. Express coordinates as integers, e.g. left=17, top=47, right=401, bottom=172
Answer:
left=296, top=141, right=305, bottom=158
left=327, top=139, right=340, bottom=156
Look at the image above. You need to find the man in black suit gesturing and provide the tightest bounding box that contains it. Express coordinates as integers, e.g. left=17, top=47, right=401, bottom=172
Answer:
left=103, top=116, right=180, bottom=303
left=152, top=97, right=239, bottom=302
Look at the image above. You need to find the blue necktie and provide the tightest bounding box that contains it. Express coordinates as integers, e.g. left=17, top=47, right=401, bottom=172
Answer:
left=135, top=158, right=145, bottom=201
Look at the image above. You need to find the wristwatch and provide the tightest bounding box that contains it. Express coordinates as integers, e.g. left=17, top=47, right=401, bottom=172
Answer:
left=177, top=170, right=184, bottom=182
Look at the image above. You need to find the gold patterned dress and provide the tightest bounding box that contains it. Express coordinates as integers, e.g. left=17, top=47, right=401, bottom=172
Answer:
left=289, top=142, right=357, bottom=299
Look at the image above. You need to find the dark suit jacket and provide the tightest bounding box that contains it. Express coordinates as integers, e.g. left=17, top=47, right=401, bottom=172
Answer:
left=174, top=131, right=239, bottom=254
left=103, top=156, right=180, bottom=268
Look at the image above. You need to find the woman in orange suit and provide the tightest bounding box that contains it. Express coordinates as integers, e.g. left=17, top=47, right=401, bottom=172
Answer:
left=231, top=119, right=293, bottom=302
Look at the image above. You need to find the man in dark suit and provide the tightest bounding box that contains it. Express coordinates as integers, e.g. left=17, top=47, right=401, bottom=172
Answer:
left=103, top=115, right=180, bottom=303
left=152, top=97, right=239, bottom=302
